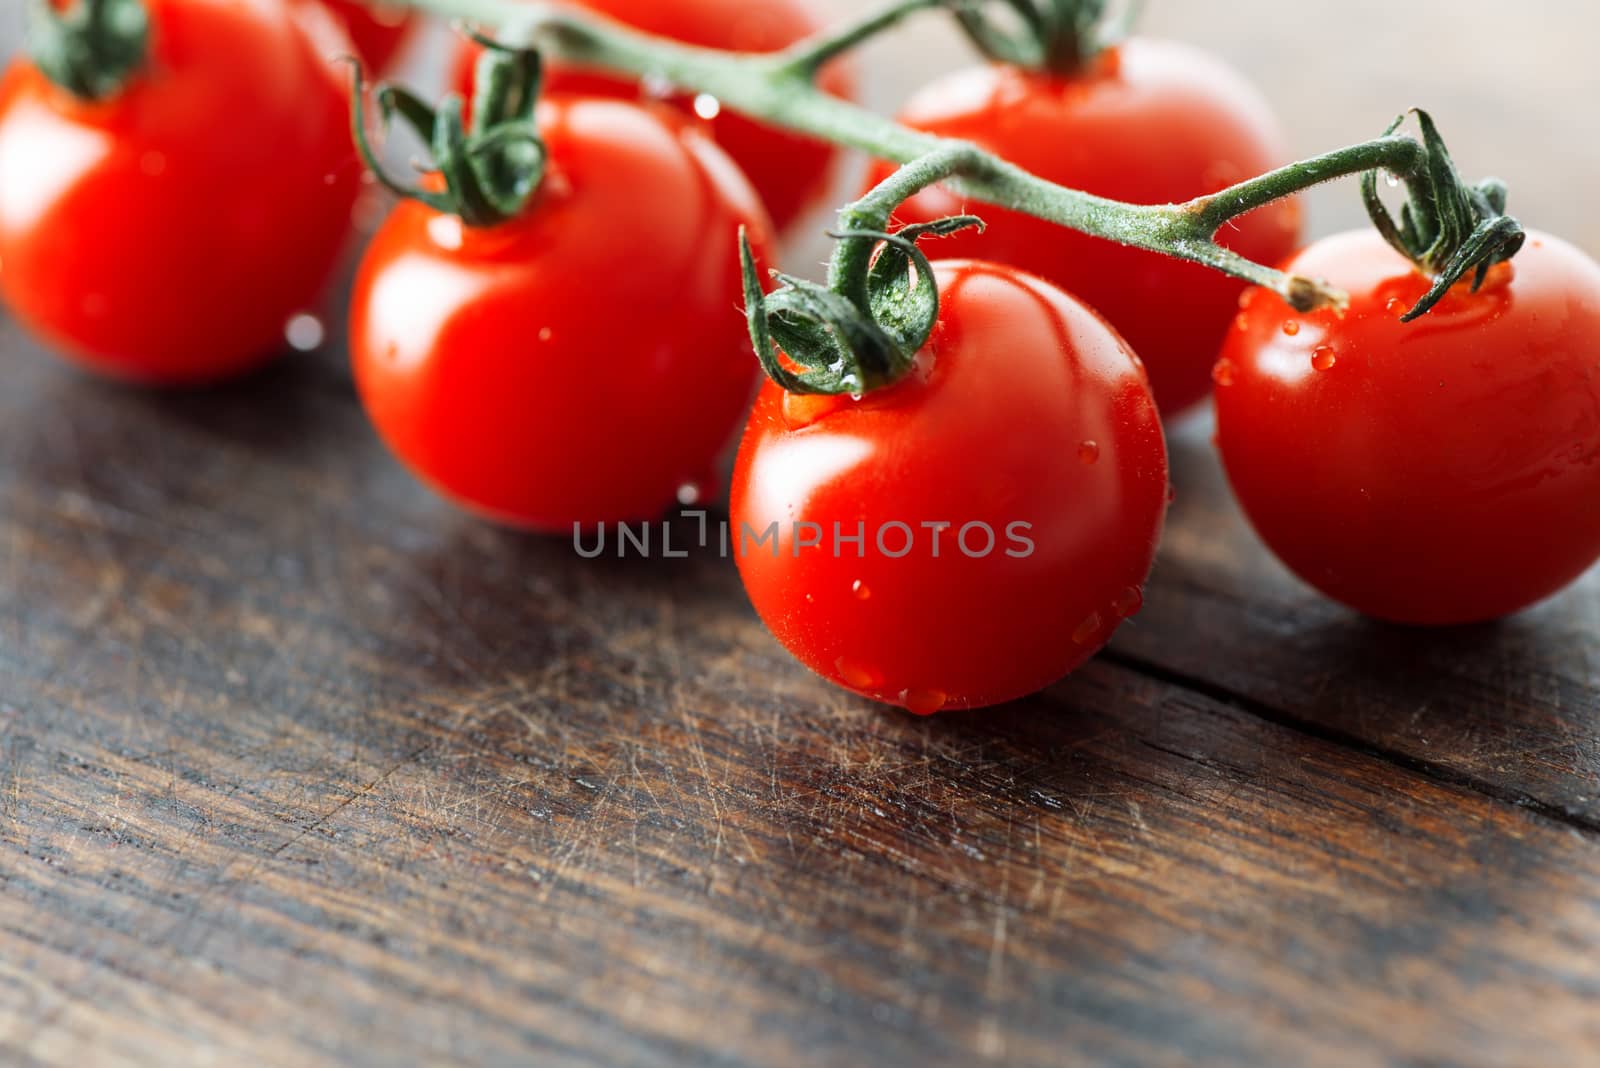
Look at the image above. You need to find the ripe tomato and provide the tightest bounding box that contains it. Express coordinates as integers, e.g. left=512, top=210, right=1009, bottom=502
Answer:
left=866, top=41, right=1300, bottom=417
left=350, top=98, right=774, bottom=530
left=322, top=0, right=416, bottom=73
left=731, top=260, right=1169, bottom=713
left=449, top=0, right=852, bottom=236
left=1215, top=230, right=1600, bottom=625
left=0, top=0, right=359, bottom=384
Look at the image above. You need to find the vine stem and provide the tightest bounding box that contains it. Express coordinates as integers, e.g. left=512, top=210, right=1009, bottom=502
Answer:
left=395, top=0, right=1438, bottom=310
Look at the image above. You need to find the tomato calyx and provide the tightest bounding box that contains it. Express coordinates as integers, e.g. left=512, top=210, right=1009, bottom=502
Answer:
left=27, top=0, right=150, bottom=102
left=351, top=34, right=548, bottom=228
left=952, top=0, right=1139, bottom=75
left=742, top=145, right=991, bottom=398
left=1360, top=109, right=1525, bottom=321
left=741, top=216, right=983, bottom=397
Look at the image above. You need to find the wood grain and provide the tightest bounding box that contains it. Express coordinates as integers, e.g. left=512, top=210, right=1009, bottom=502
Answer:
left=4, top=3, right=1600, bottom=1066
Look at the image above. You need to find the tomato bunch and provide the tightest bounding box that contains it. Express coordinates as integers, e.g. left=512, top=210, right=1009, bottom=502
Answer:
left=2, top=0, right=1597, bottom=716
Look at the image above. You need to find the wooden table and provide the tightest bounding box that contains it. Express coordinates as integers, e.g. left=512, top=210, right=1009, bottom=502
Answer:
left=3, top=5, right=1599, bottom=1066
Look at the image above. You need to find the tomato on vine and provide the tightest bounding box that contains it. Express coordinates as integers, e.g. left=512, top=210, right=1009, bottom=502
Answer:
left=865, top=8, right=1300, bottom=417
left=1216, top=114, right=1600, bottom=624
left=449, top=0, right=853, bottom=236
left=349, top=43, right=774, bottom=530
left=731, top=156, right=1168, bottom=713
left=0, top=0, right=361, bottom=384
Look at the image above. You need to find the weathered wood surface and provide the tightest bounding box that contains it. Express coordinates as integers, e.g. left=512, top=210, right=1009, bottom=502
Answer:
left=4, top=3, right=1600, bottom=1066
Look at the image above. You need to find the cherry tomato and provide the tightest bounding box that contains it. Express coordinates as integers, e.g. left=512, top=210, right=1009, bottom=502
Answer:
left=731, top=260, right=1169, bottom=713
left=450, top=0, right=852, bottom=236
left=866, top=41, right=1301, bottom=417
left=322, top=0, right=417, bottom=73
left=0, top=0, right=360, bottom=384
left=1215, top=230, right=1600, bottom=624
left=350, top=98, right=774, bottom=530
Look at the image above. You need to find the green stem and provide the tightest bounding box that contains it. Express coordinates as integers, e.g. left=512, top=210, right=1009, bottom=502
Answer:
left=399, top=0, right=1508, bottom=313
left=772, top=0, right=952, bottom=79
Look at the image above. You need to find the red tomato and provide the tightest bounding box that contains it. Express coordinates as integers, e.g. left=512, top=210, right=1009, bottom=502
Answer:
left=1215, top=230, right=1600, bottom=624
left=865, top=41, right=1301, bottom=417
left=0, top=0, right=360, bottom=384
left=350, top=98, right=774, bottom=530
left=449, top=0, right=852, bottom=236
left=731, top=260, right=1169, bottom=713
left=322, top=0, right=417, bottom=73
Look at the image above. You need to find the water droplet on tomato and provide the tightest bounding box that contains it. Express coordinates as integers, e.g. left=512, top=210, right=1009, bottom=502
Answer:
left=427, top=214, right=464, bottom=251
left=1311, top=346, right=1337, bottom=372
left=641, top=72, right=674, bottom=99
left=834, top=657, right=881, bottom=691
left=1281, top=320, right=1301, bottom=337
left=851, top=580, right=872, bottom=600
left=1112, top=587, right=1144, bottom=618
left=538, top=327, right=554, bottom=343
left=692, top=93, right=721, bottom=120
left=1072, top=612, right=1104, bottom=646
left=1212, top=359, right=1237, bottom=387
left=1238, top=289, right=1258, bottom=310
left=284, top=313, right=325, bottom=352
left=899, top=688, right=946, bottom=716
left=1234, top=313, right=1250, bottom=332
left=1385, top=297, right=1408, bottom=318
left=1078, top=441, right=1101, bottom=465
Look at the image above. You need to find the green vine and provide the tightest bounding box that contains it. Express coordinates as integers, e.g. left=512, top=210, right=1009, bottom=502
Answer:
left=383, top=0, right=1526, bottom=392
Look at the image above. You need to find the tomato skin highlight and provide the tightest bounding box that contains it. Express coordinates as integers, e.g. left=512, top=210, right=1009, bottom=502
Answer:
left=450, top=0, right=852, bottom=236
left=321, top=0, right=417, bottom=73
left=1215, top=230, right=1600, bottom=625
left=0, top=0, right=360, bottom=385
left=350, top=98, right=774, bottom=531
left=731, top=260, right=1169, bottom=713
left=866, top=40, right=1300, bottom=418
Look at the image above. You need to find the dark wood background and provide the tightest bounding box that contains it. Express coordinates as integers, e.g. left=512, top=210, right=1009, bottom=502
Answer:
left=3, top=4, right=1599, bottom=1066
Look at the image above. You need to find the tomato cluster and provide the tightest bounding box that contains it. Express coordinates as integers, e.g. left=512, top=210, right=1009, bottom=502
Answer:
left=3, top=0, right=1598, bottom=715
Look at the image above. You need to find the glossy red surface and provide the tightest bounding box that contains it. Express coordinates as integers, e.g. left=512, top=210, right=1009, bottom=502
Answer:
left=732, top=260, right=1169, bottom=713
left=350, top=98, right=774, bottom=530
left=322, top=0, right=417, bottom=73
left=1216, top=230, right=1600, bottom=624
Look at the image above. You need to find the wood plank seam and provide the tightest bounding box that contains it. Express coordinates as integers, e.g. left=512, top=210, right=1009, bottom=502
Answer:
left=1101, top=647, right=1600, bottom=838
